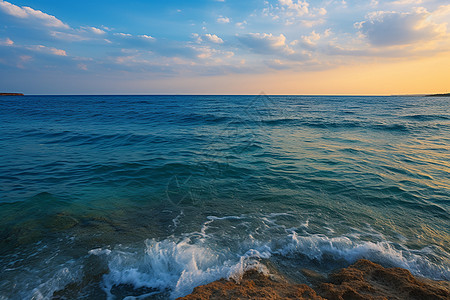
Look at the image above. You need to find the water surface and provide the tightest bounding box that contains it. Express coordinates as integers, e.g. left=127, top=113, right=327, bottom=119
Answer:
left=0, top=95, right=449, bottom=299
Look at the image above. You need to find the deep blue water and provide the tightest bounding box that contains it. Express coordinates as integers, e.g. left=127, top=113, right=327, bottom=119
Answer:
left=0, top=95, right=449, bottom=299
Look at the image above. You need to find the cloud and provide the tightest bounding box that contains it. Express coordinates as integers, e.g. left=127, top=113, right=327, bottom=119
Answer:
left=138, top=35, right=155, bottom=40
left=0, top=37, right=14, bottom=46
left=0, top=0, right=69, bottom=28
left=0, top=38, right=67, bottom=56
left=237, top=33, right=294, bottom=55
left=279, top=0, right=309, bottom=16
left=391, top=0, right=423, bottom=5
left=31, top=45, right=67, bottom=56
left=357, top=9, right=446, bottom=47
left=50, top=27, right=113, bottom=42
left=1, top=0, right=449, bottom=87
left=84, top=26, right=106, bottom=35
left=114, top=33, right=133, bottom=38
left=202, top=34, right=224, bottom=44
left=235, top=20, right=247, bottom=28
left=195, top=46, right=233, bottom=60
left=301, top=19, right=325, bottom=28
left=263, top=0, right=326, bottom=26
left=50, top=31, right=90, bottom=42
left=265, top=59, right=292, bottom=70
left=217, top=16, right=230, bottom=24
left=433, top=4, right=450, bottom=18
left=300, top=29, right=331, bottom=49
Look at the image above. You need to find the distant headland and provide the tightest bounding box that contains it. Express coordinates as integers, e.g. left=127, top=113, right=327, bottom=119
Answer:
left=426, top=93, right=450, bottom=97
left=391, top=93, right=450, bottom=97
left=0, top=93, right=24, bottom=96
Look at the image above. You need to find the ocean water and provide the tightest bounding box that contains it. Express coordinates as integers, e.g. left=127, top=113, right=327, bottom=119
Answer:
left=0, top=95, right=449, bottom=299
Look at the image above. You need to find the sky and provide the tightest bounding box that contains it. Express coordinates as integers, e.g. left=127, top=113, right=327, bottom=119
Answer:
left=0, top=0, right=449, bottom=95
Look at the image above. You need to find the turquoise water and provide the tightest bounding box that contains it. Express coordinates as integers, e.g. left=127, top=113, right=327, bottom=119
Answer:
left=0, top=95, right=449, bottom=299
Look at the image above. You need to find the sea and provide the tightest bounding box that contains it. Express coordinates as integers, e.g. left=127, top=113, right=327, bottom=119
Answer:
left=0, top=95, right=449, bottom=299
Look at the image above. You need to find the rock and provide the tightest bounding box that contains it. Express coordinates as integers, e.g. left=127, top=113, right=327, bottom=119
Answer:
left=319, top=259, right=450, bottom=300
left=179, top=260, right=450, bottom=300
left=0, top=93, right=24, bottom=96
left=426, top=93, right=450, bottom=97
left=178, top=269, right=325, bottom=300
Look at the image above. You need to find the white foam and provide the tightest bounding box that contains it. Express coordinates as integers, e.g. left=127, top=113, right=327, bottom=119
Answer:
left=99, top=214, right=450, bottom=299
left=89, top=248, right=112, bottom=256
left=11, top=214, right=445, bottom=299
left=276, top=231, right=450, bottom=279
left=170, top=210, right=184, bottom=230
left=101, top=236, right=267, bottom=299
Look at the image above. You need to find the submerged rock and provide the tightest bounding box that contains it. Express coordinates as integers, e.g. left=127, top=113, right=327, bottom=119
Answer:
left=178, top=259, right=449, bottom=300
left=179, top=269, right=324, bottom=300
left=319, top=259, right=449, bottom=300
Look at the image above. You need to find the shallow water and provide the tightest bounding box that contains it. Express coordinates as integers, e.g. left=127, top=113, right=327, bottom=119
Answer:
left=0, top=95, right=449, bottom=299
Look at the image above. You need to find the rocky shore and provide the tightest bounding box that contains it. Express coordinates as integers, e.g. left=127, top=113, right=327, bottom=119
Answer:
left=426, top=93, right=450, bottom=97
left=0, top=93, right=24, bottom=96
left=179, top=260, right=449, bottom=300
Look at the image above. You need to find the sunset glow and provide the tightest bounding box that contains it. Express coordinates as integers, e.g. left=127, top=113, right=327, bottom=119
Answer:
left=1, top=0, right=449, bottom=94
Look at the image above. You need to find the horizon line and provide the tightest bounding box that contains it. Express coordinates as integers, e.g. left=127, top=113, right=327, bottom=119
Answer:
left=2, top=93, right=447, bottom=97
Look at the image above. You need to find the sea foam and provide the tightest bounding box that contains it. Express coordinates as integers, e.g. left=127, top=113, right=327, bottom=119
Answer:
left=93, top=214, right=449, bottom=299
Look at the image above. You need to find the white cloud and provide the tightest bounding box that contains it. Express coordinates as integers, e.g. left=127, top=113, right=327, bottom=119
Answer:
left=279, top=0, right=309, bottom=16
left=193, top=33, right=224, bottom=44
left=114, top=33, right=133, bottom=37
left=195, top=46, right=234, bottom=61
left=236, top=21, right=247, bottom=28
left=50, top=31, right=89, bottom=42
left=203, top=34, right=224, bottom=44
left=357, top=9, right=446, bottom=47
left=85, top=26, right=106, bottom=35
left=0, top=0, right=26, bottom=17
left=264, top=0, right=326, bottom=27
left=316, top=7, right=327, bottom=16
left=0, top=0, right=69, bottom=28
left=139, top=35, right=155, bottom=40
left=0, top=37, right=14, bottom=46
left=433, top=4, right=450, bottom=18
left=299, top=29, right=331, bottom=50
left=391, top=0, right=423, bottom=5
left=301, top=30, right=321, bottom=46
left=237, top=33, right=295, bottom=55
left=301, top=19, right=325, bottom=28
left=217, top=16, right=230, bottom=24
left=31, top=45, right=67, bottom=56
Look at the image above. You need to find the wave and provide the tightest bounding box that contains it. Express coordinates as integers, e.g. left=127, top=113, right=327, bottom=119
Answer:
left=402, top=114, right=450, bottom=121
left=3, top=213, right=449, bottom=299
left=276, top=232, right=450, bottom=279
left=180, top=113, right=232, bottom=124
left=256, top=118, right=413, bottom=132
left=100, top=238, right=267, bottom=299
left=87, top=215, right=450, bottom=299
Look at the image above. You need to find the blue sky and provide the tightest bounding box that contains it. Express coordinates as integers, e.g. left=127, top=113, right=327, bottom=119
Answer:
left=1, top=0, right=449, bottom=94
